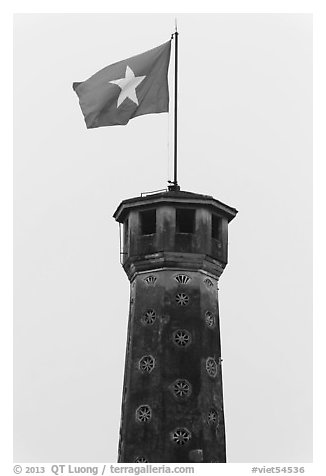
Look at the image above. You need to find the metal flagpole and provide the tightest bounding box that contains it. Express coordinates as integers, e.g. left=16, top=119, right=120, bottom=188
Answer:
left=168, top=20, right=180, bottom=191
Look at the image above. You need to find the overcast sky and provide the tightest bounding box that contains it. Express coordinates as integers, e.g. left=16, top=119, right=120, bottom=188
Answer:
left=14, top=13, right=312, bottom=463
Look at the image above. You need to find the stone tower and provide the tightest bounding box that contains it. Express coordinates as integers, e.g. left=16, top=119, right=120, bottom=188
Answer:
left=113, top=190, right=237, bottom=463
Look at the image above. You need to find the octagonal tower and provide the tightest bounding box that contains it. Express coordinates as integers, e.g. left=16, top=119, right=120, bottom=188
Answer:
left=113, top=190, right=237, bottom=463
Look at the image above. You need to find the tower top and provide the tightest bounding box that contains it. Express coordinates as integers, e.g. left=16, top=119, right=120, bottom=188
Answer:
left=113, top=189, right=238, bottom=223
left=113, top=190, right=238, bottom=281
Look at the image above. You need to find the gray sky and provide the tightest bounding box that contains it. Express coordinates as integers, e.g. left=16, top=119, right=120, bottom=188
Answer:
left=14, top=13, right=312, bottom=463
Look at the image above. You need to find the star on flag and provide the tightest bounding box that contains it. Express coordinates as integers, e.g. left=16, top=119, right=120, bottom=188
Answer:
left=109, top=66, right=146, bottom=108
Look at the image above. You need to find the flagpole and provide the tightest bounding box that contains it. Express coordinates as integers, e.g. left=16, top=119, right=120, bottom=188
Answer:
left=169, top=22, right=180, bottom=192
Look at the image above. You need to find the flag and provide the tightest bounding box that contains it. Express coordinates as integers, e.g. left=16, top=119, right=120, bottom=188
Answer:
left=73, top=41, right=171, bottom=128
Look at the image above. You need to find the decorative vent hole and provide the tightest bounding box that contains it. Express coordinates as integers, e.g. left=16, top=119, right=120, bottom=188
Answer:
left=171, top=428, right=191, bottom=446
left=204, top=278, right=214, bottom=288
left=173, top=329, right=192, bottom=348
left=205, top=311, right=215, bottom=328
left=134, top=457, right=148, bottom=463
left=175, top=274, right=191, bottom=285
left=176, top=293, right=189, bottom=306
left=207, top=409, right=218, bottom=425
left=171, top=379, right=192, bottom=398
left=139, top=355, right=155, bottom=373
left=206, top=357, right=218, bottom=378
left=135, top=405, right=152, bottom=423
left=144, top=275, right=157, bottom=286
left=141, top=309, right=156, bottom=326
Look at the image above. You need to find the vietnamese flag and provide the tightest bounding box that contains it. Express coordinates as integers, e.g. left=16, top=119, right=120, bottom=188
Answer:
left=73, top=41, right=171, bottom=128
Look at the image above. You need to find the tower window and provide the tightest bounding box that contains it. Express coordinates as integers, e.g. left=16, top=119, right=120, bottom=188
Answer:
left=123, top=219, right=128, bottom=250
left=140, top=209, right=156, bottom=235
left=176, top=208, right=195, bottom=233
left=212, top=214, right=222, bottom=240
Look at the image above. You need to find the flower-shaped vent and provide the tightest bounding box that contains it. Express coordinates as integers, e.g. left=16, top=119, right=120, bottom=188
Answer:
left=134, top=457, right=149, bottom=463
left=175, top=274, right=191, bottom=285
left=135, top=405, right=152, bottom=423
left=206, top=357, right=218, bottom=378
left=207, top=409, right=218, bottom=425
left=205, top=311, right=215, bottom=328
left=204, top=278, right=214, bottom=288
left=144, top=275, right=157, bottom=286
left=172, top=329, right=192, bottom=348
left=141, top=309, right=156, bottom=326
left=139, top=355, right=155, bottom=374
left=171, top=379, right=192, bottom=399
left=171, top=428, right=192, bottom=446
left=175, top=293, right=189, bottom=306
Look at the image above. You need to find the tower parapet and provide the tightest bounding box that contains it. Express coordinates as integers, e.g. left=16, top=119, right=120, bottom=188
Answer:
left=114, top=190, right=237, bottom=463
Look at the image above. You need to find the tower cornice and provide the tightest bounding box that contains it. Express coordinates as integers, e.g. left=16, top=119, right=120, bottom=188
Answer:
left=113, top=190, right=238, bottom=224
left=123, top=251, right=226, bottom=281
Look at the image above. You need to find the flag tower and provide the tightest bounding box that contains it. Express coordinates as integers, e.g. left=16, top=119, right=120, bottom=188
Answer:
left=112, top=29, right=238, bottom=464
left=114, top=190, right=237, bottom=463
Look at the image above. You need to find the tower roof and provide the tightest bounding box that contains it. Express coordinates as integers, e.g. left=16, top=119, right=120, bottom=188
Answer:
left=113, top=190, right=238, bottom=223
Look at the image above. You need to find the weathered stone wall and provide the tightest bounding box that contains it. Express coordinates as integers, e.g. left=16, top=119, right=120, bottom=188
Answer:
left=118, top=269, right=226, bottom=463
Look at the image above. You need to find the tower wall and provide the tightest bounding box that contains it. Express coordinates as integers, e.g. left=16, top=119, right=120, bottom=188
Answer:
left=118, top=268, right=225, bottom=463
